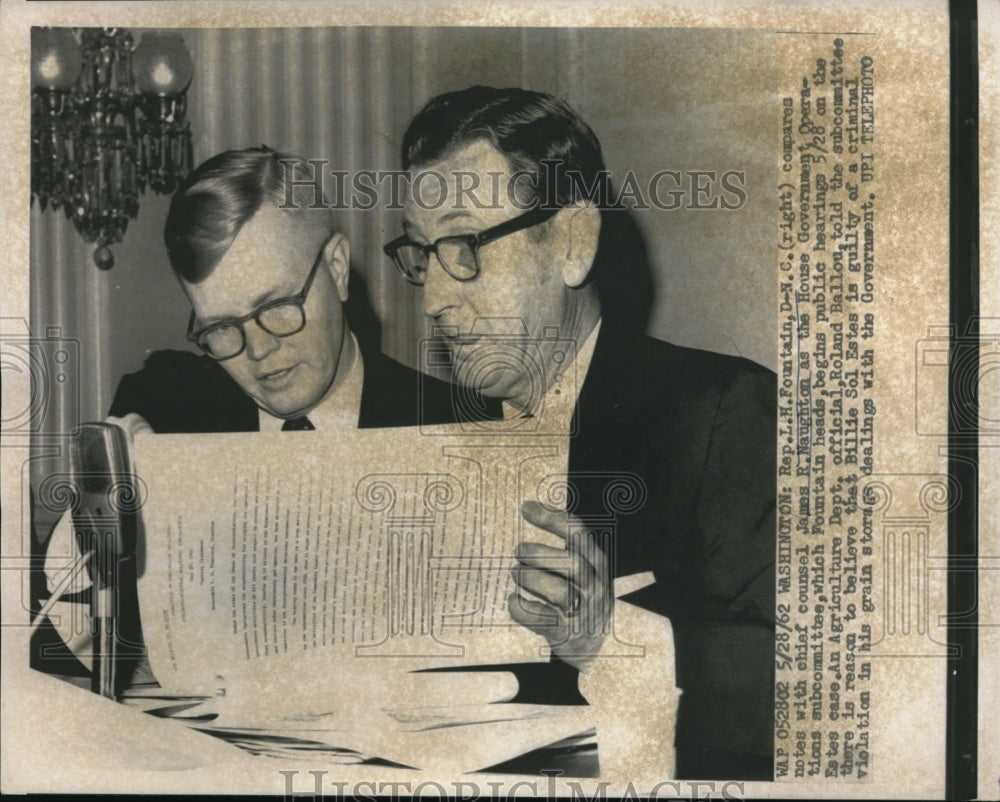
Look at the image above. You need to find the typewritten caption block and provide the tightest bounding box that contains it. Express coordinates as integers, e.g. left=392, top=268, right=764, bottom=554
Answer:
left=775, top=33, right=876, bottom=782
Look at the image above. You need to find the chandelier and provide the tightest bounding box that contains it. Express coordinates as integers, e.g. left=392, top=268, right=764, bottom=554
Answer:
left=31, top=28, right=195, bottom=270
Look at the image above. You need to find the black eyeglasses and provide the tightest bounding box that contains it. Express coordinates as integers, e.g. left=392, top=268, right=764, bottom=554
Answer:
left=383, top=205, right=560, bottom=286
left=186, top=248, right=324, bottom=361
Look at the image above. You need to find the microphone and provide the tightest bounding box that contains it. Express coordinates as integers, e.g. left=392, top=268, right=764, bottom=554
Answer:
left=70, top=422, right=139, bottom=699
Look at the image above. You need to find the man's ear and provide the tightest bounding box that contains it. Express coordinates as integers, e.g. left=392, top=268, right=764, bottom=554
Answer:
left=559, top=203, right=601, bottom=288
left=323, top=232, right=351, bottom=302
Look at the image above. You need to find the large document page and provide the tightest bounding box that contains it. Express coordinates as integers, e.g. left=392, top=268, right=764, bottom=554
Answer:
left=136, top=427, right=563, bottom=692
left=132, top=427, right=601, bottom=773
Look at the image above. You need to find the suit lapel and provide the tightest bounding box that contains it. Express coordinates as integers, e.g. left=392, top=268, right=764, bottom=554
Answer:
left=568, top=323, right=651, bottom=576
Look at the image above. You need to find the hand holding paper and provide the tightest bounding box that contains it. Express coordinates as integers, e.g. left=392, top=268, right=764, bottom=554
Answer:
left=509, top=500, right=613, bottom=672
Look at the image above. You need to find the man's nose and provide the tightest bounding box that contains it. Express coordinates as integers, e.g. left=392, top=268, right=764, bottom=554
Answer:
left=422, top=253, right=459, bottom=318
left=244, top=320, right=281, bottom=361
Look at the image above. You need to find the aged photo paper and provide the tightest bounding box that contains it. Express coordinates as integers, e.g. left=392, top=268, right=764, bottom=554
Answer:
left=1, top=0, right=996, bottom=798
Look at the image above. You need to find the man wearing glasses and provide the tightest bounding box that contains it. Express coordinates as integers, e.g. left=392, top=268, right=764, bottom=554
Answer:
left=106, top=146, right=481, bottom=434
left=386, top=86, right=777, bottom=780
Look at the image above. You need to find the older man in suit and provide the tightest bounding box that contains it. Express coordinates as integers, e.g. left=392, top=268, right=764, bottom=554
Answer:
left=386, top=86, right=776, bottom=779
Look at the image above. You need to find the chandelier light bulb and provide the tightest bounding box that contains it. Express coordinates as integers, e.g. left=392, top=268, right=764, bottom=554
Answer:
left=133, top=32, right=194, bottom=96
left=151, top=63, right=176, bottom=90
left=30, top=28, right=83, bottom=90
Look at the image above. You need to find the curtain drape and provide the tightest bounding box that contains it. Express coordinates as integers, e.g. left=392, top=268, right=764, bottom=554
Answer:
left=29, top=205, right=110, bottom=541
left=187, top=27, right=426, bottom=368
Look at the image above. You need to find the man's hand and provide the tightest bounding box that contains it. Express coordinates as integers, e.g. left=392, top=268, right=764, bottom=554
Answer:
left=508, top=500, right=612, bottom=672
left=105, top=412, right=153, bottom=449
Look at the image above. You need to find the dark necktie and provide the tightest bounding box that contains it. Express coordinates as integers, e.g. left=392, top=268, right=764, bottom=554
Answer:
left=281, top=416, right=315, bottom=431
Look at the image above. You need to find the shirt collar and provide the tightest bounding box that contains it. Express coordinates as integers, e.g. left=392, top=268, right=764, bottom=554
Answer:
left=258, top=332, right=365, bottom=431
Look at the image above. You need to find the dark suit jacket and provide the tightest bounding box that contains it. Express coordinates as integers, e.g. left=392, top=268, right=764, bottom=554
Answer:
left=567, top=321, right=776, bottom=780
left=107, top=347, right=478, bottom=432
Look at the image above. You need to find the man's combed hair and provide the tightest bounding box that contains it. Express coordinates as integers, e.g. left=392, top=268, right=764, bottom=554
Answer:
left=164, top=147, right=333, bottom=284
left=401, top=86, right=608, bottom=209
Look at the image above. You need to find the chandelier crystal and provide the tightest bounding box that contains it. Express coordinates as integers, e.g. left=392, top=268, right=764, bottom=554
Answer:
left=31, top=27, right=194, bottom=270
